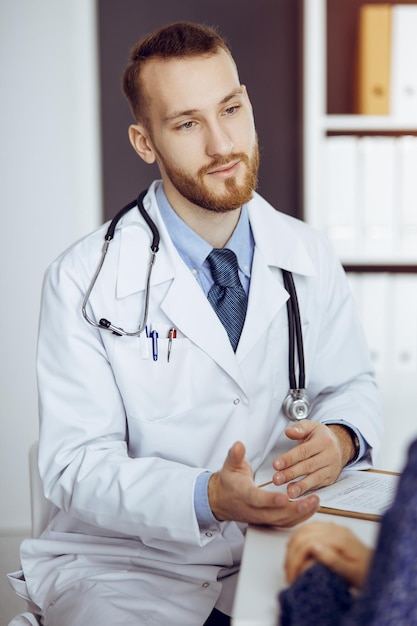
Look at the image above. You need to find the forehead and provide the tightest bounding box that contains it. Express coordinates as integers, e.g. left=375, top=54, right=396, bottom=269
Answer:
left=141, top=49, right=241, bottom=120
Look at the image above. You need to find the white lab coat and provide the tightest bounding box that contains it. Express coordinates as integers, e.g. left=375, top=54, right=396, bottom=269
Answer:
left=10, top=182, right=382, bottom=625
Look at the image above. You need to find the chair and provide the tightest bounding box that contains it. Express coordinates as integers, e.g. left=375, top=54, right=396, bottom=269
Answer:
left=8, top=443, right=53, bottom=626
left=28, top=442, right=54, bottom=538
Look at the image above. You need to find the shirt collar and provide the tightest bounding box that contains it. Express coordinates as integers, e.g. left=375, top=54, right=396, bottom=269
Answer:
left=156, top=183, right=253, bottom=278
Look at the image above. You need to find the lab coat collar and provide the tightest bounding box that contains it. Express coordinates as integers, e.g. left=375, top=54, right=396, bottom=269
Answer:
left=116, top=186, right=316, bottom=299
left=247, top=193, right=316, bottom=277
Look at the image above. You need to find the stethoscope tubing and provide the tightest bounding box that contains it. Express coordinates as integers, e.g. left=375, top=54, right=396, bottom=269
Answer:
left=81, top=190, right=159, bottom=337
left=282, top=270, right=306, bottom=391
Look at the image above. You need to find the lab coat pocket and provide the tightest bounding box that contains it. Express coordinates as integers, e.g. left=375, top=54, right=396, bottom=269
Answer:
left=113, top=334, right=193, bottom=422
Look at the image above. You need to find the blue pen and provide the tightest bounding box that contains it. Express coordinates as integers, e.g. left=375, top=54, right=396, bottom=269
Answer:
left=150, top=330, right=159, bottom=361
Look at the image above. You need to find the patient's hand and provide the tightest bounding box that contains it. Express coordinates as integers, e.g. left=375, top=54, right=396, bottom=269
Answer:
left=284, top=521, right=373, bottom=589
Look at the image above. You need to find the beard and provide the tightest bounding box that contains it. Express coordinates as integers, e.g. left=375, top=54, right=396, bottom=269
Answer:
left=156, top=137, right=260, bottom=213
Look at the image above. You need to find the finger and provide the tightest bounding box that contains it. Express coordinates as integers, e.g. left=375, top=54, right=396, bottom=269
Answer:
left=242, top=490, right=320, bottom=527
left=308, top=543, right=363, bottom=586
left=273, top=434, right=342, bottom=494
left=284, top=419, right=317, bottom=442
left=226, top=441, right=246, bottom=466
left=285, top=527, right=320, bottom=583
left=273, top=449, right=330, bottom=493
left=286, top=522, right=334, bottom=557
left=311, top=537, right=372, bottom=588
left=285, top=552, right=316, bottom=584
left=274, top=427, right=325, bottom=474
left=269, top=494, right=320, bottom=527
left=215, top=442, right=320, bottom=526
left=246, top=482, right=305, bottom=513
left=222, top=441, right=253, bottom=481
left=285, top=522, right=370, bottom=587
left=287, top=522, right=353, bottom=557
left=286, top=466, right=335, bottom=498
left=273, top=450, right=321, bottom=482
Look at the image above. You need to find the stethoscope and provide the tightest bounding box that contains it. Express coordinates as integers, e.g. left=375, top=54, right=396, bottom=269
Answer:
left=82, top=189, right=311, bottom=421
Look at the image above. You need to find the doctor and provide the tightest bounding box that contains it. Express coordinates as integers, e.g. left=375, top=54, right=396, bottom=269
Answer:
left=11, top=22, right=382, bottom=626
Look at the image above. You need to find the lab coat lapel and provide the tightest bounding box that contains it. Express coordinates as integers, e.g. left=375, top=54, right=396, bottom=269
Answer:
left=161, top=263, right=246, bottom=390
left=237, top=197, right=316, bottom=360
left=237, top=248, right=289, bottom=360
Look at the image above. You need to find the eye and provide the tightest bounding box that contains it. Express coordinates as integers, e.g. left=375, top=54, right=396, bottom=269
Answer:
left=223, top=105, right=240, bottom=116
left=177, top=120, right=195, bottom=131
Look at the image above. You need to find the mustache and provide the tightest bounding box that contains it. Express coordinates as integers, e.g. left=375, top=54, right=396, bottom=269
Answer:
left=198, top=153, right=250, bottom=177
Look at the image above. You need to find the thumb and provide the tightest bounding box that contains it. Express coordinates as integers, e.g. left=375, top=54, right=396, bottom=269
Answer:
left=285, top=419, right=313, bottom=441
left=226, top=441, right=247, bottom=468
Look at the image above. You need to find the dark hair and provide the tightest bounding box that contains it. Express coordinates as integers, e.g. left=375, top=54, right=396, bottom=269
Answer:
left=121, top=22, right=232, bottom=124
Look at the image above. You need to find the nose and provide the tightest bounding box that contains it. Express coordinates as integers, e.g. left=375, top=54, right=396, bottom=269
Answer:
left=205, top=120, right=234, bottom=157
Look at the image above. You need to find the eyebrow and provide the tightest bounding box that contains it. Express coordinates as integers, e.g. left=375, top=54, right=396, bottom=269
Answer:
left=163, top=87, right=244, bottom=123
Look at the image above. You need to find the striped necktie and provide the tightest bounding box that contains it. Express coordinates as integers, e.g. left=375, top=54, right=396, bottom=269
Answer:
left=207, top=248, right=248, bottom=351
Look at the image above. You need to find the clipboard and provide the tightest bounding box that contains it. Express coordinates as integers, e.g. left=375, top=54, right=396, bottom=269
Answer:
left=318, top=468, right=400, bottom=521
left=258, top=468, right=400, bottom=522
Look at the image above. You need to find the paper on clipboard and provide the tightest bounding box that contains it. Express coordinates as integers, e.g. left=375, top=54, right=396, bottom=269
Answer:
left=259, top=469, right=400, bottom=521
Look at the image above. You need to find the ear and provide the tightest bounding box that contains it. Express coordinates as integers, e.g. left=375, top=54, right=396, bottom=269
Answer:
left=128, top=124, right=156, bottom=164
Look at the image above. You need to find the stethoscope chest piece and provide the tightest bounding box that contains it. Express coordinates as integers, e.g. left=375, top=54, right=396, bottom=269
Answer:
left=283, top=389, right=311, bottom=421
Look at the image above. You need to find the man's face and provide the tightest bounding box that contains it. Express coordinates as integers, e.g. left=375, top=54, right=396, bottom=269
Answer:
left=135, top=49, right=259, bottom=213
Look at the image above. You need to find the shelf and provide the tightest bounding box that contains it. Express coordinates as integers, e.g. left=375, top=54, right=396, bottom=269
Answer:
left=343, top=263, right=417, bottom=273
left=322, top=115, right=417, bottom=132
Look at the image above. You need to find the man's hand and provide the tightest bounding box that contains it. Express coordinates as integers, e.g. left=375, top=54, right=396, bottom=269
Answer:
left=208, top=441, right=319, bottom=528
left=272, top=421, right=356, bottom=499
left=284, top=521, right=373, bottom=589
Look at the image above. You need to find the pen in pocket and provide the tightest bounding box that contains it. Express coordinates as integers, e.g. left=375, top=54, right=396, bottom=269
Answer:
left=150, top=329, right=159, bottom=361
left=167, top=327, right=177, bottom=362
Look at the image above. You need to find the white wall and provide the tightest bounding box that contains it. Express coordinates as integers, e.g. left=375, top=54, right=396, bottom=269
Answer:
left=0, top=0, right=101, bottom=533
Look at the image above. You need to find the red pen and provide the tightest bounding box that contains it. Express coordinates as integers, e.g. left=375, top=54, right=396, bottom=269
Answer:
left=167, top=327, right=177, bottom=362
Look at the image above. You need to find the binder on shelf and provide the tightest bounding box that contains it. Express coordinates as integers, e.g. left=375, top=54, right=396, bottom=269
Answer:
left=357, top=273, right=390, bottom=376
left=396, top=136, right=417, bottom=257
left=357, top=136, right=395, bottom=258
left=319, top=134, right=417, bottom=264
left=390, top=5, right=417, bottom=118
left=355, top=4, right=392, bottom=115
left=322, top=136, right=358, bottom=259
left=392, top=274, right=417, bottom=374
